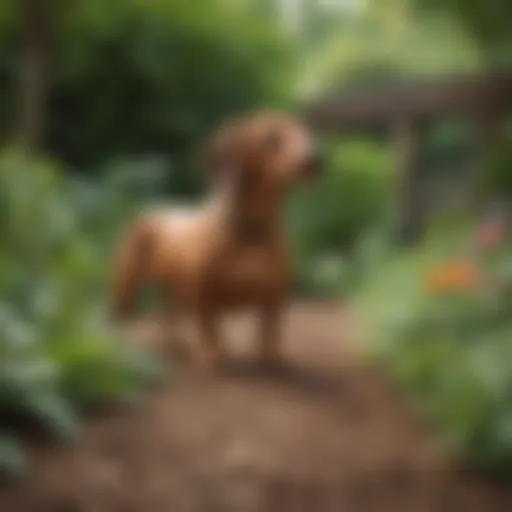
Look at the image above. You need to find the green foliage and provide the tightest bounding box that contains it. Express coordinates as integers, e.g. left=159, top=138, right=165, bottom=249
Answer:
left=0, top=435, right=26, bottom=478
left=0, top=0, right=291, bottom=193
left=410, top=0, right=512, bottom=61
left=289, top=138, right=394, bottom=295
left=355, top=223, right=512, bottom=474
left=0, top=152, right=163, bottom=477
left=297, top=0, right=482, bottom=97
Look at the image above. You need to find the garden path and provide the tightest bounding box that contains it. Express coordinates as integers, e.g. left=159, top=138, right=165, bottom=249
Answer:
left=1, top=302, right=511, bottom=511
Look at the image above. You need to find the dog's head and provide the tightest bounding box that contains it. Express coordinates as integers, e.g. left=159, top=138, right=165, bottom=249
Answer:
left=203, top=112, right=324, bottom=191
left=203, top=112, right=323, bottom=236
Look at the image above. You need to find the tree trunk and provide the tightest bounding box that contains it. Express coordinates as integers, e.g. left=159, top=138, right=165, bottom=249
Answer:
left=17, top=0, right=54, bottom=154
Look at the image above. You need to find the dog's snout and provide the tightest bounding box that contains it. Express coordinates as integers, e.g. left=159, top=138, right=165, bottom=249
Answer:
left=303, top=151, right=324, bottom=178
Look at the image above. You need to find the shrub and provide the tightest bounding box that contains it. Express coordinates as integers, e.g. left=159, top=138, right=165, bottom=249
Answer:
left=355, top=218, right=512, bottom=474
left=1, top=0, right=291, bottom=193
left=0, top=152, right=163, bottom=477
left=288, top=137, right=394, bottom=296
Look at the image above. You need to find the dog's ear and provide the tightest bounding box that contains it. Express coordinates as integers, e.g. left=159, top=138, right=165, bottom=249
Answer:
left=203, top=122, right=242, bottom=183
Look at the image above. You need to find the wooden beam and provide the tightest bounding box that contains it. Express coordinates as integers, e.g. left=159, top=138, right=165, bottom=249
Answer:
left=305, top=72, right=512, bottom=132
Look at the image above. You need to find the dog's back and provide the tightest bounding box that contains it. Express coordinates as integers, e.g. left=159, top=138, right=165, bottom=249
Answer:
left=109, top=206, right=202, bottom=318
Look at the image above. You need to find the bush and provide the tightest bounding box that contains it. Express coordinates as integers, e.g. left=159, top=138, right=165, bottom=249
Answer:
left=288, top=137, right=394, bottom=296
left=355, top=218, right=512, bottom=474
left=0, top=152, right=163, bottom=477
left=1, top=0, right=291, bottom=194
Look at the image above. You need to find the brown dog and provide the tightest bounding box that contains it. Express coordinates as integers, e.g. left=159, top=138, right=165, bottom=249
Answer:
left=109, top=112, right=323, bottom=369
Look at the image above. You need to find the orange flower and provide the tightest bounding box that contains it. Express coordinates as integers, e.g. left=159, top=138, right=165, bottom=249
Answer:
left=424, top=260, right=480, bottom=295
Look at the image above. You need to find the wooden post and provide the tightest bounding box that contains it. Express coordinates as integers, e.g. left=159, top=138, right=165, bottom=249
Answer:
left=393, top=117, right=423, bottom=244
left=472, top=111, right=503, bottom=211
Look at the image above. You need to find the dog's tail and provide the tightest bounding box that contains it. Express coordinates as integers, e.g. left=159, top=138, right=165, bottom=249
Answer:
left=109, top=219, right=154, bottom=322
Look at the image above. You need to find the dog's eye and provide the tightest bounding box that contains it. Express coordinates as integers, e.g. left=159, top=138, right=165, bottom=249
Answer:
left=263, top=130, right=283, bottom=153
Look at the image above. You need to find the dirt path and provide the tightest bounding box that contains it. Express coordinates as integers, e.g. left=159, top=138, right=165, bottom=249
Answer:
left=1, top=302, right=511, bottom=511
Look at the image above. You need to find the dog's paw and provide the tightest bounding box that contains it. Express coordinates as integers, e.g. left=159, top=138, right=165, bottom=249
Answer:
left=259, top=349, right=284, bottom=372
left=194, top=346, right=223, bottom=373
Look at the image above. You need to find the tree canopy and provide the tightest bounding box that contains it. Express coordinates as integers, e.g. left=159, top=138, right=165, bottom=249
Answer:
left=1, top=0, right=293, bottom=193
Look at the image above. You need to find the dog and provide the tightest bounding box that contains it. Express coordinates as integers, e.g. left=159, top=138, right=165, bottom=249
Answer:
left=109, top=112, right=323, bottom=369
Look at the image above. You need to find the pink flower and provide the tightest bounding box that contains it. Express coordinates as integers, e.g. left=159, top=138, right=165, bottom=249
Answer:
left=476, top=217, right=505, bottom=250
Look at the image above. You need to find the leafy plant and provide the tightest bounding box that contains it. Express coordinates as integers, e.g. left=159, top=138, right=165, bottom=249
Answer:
left=289, top=137, right=394, bottom=295
left=0, top=151, right=163, bottom=477
left=0, top=435, right=27, bottom=478
left=355, top=220, right=512, bottom=474
left=0, top=0, right=292, bottom=194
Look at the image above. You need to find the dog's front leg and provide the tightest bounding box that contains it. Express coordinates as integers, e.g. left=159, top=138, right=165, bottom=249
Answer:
left=196, top=307, right=223, bottom=370
left=258, top=301, right=284, bottom=368
left=158, top=295, right=187, bottom=361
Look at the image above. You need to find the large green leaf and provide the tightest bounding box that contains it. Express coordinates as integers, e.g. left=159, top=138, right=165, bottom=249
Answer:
left=0, top=435, right=27, bottom=478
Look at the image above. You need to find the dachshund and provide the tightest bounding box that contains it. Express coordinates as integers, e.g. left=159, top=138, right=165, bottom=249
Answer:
left=109, top=112, right=323, bottom=369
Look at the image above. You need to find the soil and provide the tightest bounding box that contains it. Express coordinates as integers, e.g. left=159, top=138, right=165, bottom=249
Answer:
left=1, top=302, right=511, bottom=511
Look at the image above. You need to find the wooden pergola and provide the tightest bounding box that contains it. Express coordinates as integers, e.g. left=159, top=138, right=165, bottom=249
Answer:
left=305, top=71, right=512, bottom=241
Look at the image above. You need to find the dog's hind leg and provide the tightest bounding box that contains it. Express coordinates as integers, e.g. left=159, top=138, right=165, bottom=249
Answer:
left=109, top=221, right=153, bottom=322
left=157, top=294, right=189, bottom=361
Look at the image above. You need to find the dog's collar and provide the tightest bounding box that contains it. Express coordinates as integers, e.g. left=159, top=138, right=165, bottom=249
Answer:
left=231, top=217, right=275, bottom=244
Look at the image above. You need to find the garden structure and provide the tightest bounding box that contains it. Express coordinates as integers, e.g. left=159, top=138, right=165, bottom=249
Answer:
left=306, top=71, right=512, bottom=240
